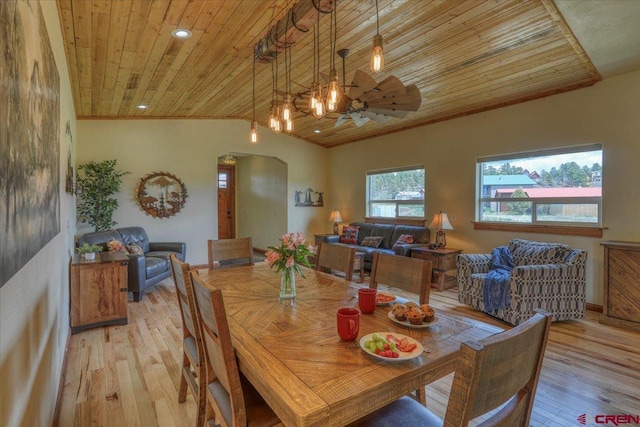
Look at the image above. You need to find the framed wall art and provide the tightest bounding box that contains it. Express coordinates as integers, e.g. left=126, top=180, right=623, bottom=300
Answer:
left=135, top=172, right=188, bottom=218
left=294, top=187, right=324, bottom=207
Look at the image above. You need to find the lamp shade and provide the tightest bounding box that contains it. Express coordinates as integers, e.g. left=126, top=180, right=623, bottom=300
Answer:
left=329, top=210, right=343, bottom=223
left=429, top=211, right=453, bottom=230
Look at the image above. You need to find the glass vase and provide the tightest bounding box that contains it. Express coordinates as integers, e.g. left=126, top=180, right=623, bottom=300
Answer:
left=279, top=267, right=296, bottom=299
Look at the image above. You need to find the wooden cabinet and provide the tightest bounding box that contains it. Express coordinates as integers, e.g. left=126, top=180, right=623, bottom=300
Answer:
left=70, top=251, right=129, bottom=334
left=600, top=241, right=640, bottom=332
left=411, top=247, right=462, bottom=291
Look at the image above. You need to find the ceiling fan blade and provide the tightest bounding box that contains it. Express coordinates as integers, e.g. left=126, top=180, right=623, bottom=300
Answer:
left=336, top=95, right=352, bottom=114
left=366, top=108, right=409, bottom=118
left=335, top=113, right=348, bottom=128
left=347, top=70, right=378, bottom=100
left=359, top=75, right=407, bottom=102
left=360, top=111, right=392, bottom=124
left=349, top=112, right=371, bottom=127
left=367, top=84, right=422, bottom=112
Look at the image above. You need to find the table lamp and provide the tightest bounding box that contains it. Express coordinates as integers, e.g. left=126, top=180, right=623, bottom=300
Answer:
left=329, top=210, right=343, bottom=234
left=429, top=211, right=453, bottom=248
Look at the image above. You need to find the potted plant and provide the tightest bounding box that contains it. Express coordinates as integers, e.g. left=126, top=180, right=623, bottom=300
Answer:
left=77, top=159, right=130, bottom=231
left=76, top=243, right=103, bottom=262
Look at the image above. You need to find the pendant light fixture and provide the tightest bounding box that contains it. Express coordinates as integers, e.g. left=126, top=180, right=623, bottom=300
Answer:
left=270, top=36, right=283, bottom=133
left=280, top=11, right=294, bottom=131
left=370, top=0, right=385, bottom=73
left=325, top=7, right=342, bottom=113
left=311, top=11, right=325, bottom=119
left=250, top=52, right=258, bottom=144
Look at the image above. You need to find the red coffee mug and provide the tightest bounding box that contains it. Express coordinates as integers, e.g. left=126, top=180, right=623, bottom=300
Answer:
left=358, top=288, right=377, bottom=314
left=336, top=307, right=360, bottom=341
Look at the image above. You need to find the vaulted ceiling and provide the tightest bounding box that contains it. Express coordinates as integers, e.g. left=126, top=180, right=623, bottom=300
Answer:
left=56, top=0, right=636, bottom=148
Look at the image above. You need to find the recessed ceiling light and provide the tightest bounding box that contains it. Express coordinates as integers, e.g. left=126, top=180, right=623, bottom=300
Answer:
left=171, top=29, right=192, bottom=39
left=137, top=104, right=147, bottom=109
left=314, top=129, right=321, bottom=134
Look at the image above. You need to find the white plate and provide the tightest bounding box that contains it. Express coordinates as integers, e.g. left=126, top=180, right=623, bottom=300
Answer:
left=376, top=292, right=397, bottom=306
left=387, top=310, right=439, bottom=329
left=359, top=332, right=424, bottom=361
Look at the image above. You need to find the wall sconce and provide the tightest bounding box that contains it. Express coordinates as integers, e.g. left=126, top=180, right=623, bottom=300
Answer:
left=429, top=211, right=453, bottom=248
left=329, top=209, right=343, bottom=234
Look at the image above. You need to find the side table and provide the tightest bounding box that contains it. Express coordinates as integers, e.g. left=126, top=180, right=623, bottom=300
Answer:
left=70, top=251, right=129, bottom=334
left=411, top=247, right=463, bottom=291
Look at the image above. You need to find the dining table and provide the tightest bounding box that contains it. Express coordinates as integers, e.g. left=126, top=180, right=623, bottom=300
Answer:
left=197, top=262, right=503, bottom=426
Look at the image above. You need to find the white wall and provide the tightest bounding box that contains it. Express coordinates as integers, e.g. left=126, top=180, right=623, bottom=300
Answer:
left=327, top=69, right=640, bottom=305
left=76, top=120, right=329, bottom=264
left=236, top=155, right=288, bottom=249
left=0, top=1, right=77, bottom=426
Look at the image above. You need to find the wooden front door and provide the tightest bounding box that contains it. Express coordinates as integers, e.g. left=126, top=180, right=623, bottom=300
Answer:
left=217, top=164, right=235, bottom=239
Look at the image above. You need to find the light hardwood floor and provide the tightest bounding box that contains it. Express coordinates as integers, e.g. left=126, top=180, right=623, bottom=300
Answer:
left=55, top=274, right=640, bottom=426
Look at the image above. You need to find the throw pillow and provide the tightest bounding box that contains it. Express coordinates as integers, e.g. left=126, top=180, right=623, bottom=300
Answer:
left=392, top=234, right=415, bottom=249
left=107, top=239, right=126, bottom=253
left=361, top=236, right=384, bottom=248
left=340, top=225, right=360, bottom=244
left=127, top=243, right=144, bottom=256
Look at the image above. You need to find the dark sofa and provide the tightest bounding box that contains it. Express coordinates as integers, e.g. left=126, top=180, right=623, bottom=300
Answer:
left=78, top=226, right=186, bottom=302
left=324, top=222, right=430, bottom=270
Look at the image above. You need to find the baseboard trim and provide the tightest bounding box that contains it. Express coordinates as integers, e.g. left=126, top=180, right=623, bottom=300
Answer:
left=51, top=328, right=71, bottom=427
left=587, top=303, right=603, bottom=313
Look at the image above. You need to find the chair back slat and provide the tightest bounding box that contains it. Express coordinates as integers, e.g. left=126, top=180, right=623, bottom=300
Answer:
left=190, top=271, right=247, bottom=427
left=315, top=242, right=355, bottom=281
left=170, top=255, right=201, bottom=345
left=208, top=238, right=255, bottom=270
left=369, top=252, right=432, bottom=304
left=444, top=310, right=552, bottom=426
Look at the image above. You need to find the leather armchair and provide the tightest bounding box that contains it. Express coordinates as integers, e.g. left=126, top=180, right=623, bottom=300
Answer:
left=78, top=226, right=186, bottom=301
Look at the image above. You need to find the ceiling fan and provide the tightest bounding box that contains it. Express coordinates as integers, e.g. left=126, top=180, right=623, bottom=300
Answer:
left=290, top=49, right=422, bottom=128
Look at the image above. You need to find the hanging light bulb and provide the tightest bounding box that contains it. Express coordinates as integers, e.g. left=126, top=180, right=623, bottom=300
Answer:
left=273, top=105, right=283, bottom=133
left=326, top=70, right=341, bottom=112
left=268, top=102, right=278, bottom=131
left=313, top=82, right=326, bottom=118
left=370, top=0, right=385, bottom=73
left=309, top=82, right=317, bottom=111
left=250, top=120, right=258, bottom=144
left=285, top=119, right=293, bottom=132
left=370, top=34, right=384, bottom=73
left=249, top=54, right=258, bottom=144
left=281, top=94, right=293, bottom=122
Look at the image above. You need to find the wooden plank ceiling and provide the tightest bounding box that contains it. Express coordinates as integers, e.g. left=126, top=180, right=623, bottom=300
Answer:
left=56, top=0, right=601, bottom=148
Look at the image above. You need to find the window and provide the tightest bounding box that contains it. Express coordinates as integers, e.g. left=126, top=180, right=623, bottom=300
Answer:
left=367, top=166, right=425, bottom=218
left=477, top=144, right=602, bottom=227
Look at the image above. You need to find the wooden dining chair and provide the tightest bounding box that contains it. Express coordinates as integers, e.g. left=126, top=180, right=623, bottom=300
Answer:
left=348, top=310, right=552, bottom=427
left=169, top=254, right=206, bottom=427
left=369, top=252, right=432, bottom=305
left=314, top=242, right=356, bottom=281
left=189, top=270, right=283, bottom=427
left=208, top=237, right=254, bottom=270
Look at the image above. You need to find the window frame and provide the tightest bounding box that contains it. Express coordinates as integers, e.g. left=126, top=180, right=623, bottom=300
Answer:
left=475, top=144, right=604, bottom=237
left=366, top=165, right=426, bottom=220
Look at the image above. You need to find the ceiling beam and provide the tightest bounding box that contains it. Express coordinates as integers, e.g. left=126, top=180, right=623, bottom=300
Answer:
left=255, top=0, right=336, bottom=62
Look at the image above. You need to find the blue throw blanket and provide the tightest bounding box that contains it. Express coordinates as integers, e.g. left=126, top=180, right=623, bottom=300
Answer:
left=483, top=246, right=515, bottom=312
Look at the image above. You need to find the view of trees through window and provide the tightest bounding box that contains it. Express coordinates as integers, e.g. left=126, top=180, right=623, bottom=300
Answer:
left=368, top=167, right=425, bottom=218
left=479, top=146, right=602, bottom=225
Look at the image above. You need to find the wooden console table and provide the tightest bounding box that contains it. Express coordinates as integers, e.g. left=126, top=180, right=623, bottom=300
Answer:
left=600, top=241, right=640, bottom=332
left=411, top=247, right=462, bottom=291
left=70, top=251, right=129, bottom=334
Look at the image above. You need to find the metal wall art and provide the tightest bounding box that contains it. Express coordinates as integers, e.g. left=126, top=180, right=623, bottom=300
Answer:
left=295, top=187, right=324, bottom=207
left=135, top=172, right=188, bottom=218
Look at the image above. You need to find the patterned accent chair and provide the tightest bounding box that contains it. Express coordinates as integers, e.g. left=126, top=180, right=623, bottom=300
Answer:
left=457, top=239, right=587, bottom=325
